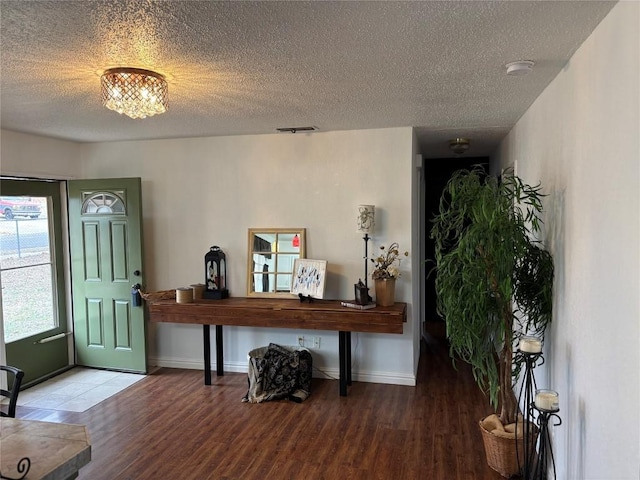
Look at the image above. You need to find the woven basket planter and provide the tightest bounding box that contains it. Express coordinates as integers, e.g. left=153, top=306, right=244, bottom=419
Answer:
left=479, top=418, right=538, bottom=478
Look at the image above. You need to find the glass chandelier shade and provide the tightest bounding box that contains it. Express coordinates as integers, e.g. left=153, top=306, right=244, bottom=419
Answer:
left=101, top=68, right=168, bottom=119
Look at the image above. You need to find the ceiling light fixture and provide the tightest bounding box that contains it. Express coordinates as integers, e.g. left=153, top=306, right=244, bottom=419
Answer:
left=449, top=138, right=470, bottom=155
left=505, top=60, right=535, bottom=76
left=101, top=68, right=168, bottom=119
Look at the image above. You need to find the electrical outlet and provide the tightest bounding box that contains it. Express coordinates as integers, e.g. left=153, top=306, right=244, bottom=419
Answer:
left=298, top=335, right=305, bottom=347
left=313, top=337, right=321, bottom=349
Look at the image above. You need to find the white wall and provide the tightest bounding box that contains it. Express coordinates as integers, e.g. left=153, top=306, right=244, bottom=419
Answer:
left=77, top=127, right=417, bottom=385
left=0, top=130, right=81, bottom=179
left=494, top=3, right=639, bottom=478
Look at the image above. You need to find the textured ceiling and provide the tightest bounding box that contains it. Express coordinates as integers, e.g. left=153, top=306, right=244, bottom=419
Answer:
left=0, top=1, right=615, bottom=158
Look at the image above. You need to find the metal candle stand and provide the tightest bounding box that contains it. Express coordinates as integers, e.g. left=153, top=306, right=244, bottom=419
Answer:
left=359, top=232, right=373, bottom=304
left=362, top=233, right=370, bottom=290
left=516, top=350, right=544, bottom=479
left=531, top=406, right=561, bottom=480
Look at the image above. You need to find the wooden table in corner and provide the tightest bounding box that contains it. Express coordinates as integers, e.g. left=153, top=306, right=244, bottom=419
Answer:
left=147, top=297, right=407, bottom=396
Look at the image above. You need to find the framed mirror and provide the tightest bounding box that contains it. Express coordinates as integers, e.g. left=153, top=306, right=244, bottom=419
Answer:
left=247, top=228, right=306, bottom=298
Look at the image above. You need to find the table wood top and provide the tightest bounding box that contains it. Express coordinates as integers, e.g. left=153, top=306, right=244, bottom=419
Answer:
left=147, top=297, right=406, bottom=334
left=0, top=418, right=91, bottom=480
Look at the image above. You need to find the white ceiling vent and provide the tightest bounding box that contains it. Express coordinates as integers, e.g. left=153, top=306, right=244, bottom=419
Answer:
left=276, top=126, right=318, bottom=134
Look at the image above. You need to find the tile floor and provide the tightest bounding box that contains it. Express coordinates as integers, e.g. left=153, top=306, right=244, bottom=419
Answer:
left=11, top=367, right=145, bottom=413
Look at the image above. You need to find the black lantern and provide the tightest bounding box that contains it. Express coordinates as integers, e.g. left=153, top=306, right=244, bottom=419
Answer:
left=203, top=246, right=229, bottom=299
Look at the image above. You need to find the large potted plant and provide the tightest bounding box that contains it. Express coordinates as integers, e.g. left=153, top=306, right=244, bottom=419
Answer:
left=430, top=166, right=553, bottom=477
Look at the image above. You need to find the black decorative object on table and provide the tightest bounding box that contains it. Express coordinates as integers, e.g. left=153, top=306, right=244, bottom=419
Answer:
left=298, top=293, right=314, bottom=303
left=354, top=279, right=370, bottom=305
left=203, top=246, right=229, bottom=299
left=515, top=348, right=544, bottom=479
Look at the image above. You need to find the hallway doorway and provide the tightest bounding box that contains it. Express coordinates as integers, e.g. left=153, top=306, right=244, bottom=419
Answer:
left=422, top=157, right=488, bottom=329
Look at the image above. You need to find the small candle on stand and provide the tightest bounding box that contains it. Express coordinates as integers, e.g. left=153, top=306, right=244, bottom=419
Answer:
left=519, top=336, right=542, bottom=353
left=535, top=389, right=559, bottom=411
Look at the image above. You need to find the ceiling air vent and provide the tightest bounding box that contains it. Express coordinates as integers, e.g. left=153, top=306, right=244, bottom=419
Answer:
left=276, top=126, right=318, bottom=134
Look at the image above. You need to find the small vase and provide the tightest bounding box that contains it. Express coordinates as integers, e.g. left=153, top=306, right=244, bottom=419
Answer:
left=375, top=278, right=396, bottom=307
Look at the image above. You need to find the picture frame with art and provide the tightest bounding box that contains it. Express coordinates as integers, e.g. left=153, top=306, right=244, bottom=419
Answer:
left=291, top=259, right=327, bottom=299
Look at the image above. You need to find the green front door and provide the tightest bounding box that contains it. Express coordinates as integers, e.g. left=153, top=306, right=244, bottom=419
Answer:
left=68, top=178, right=146, bottom=373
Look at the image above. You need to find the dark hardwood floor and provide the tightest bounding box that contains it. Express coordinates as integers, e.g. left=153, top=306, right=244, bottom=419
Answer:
left=16, top=325, right=503, bottom=479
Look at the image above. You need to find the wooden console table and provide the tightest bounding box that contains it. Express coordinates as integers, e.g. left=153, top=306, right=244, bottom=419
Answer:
left=147, top=297, right=406, bottom=396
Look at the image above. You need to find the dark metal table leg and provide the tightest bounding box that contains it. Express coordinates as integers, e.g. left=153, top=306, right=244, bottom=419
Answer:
left=339, top=331, right=347, bottom=396
left=346, top=331, right=352, bottom=386
left=203, top=325, right=211, bottom=385
left=215, top=325, right=224, bottom=376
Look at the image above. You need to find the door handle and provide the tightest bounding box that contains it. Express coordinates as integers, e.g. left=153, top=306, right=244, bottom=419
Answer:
left=34, top=332, right=72, bottom=344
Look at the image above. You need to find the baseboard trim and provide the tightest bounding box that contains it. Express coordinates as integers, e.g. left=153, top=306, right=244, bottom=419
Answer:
left=149, top=357, right=416, bottom=387
left=149, top=357, right=248, bottom=374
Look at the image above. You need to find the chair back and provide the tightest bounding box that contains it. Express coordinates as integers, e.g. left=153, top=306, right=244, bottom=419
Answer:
left=0, top=365, right=24, bottom=417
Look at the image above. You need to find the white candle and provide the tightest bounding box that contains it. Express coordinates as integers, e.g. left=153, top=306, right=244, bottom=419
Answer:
left=535, top=390, right=559, bottom=411
left=519, top=336, right=542, bottom=353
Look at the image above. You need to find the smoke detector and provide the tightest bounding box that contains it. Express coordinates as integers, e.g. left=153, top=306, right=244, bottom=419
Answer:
left=449, top=138, right=470, bottom=155
left=506, top=60, right=535, bottom=76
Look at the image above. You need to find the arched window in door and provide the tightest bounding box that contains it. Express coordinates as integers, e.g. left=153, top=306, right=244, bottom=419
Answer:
left=81, top=191, right=126, bottom=215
